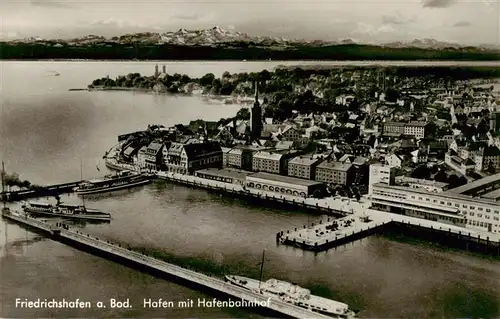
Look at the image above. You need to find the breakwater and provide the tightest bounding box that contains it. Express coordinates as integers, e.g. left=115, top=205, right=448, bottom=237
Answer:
left=0, top=181, right=82, bottom=202
left=1, top=208, right=336, bottom=319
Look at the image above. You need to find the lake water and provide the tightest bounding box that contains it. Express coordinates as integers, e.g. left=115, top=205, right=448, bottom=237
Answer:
left=0, top=61, right=499, bottom=318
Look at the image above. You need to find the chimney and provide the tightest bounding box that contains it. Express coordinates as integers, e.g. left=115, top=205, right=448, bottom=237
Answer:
left=162, top=65, right=166, bottom=74
left=154, top=64, right=159, bottom=77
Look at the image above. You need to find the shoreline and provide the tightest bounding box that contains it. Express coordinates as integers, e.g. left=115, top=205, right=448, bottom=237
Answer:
left=74, top=87, right=258, bottom=104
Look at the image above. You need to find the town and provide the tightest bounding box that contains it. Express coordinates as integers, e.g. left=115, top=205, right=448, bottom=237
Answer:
left=103, top=65, right=500, bottom=236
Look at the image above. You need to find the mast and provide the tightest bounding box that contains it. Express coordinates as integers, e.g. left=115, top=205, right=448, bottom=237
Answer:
left=258, top=249, right=265, bottom=290
left=1, top=161, right=6, bottom=208
left=80, top=159, right=85, bottom=206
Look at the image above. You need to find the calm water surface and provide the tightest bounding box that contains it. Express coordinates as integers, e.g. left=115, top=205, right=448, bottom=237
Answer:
left=0, top=61, right=499, bottom=318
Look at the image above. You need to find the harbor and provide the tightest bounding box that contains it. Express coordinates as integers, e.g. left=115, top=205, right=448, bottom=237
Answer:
left=1, top=208, right=338, bottom=319
left=2, top=60, right=500, bottom=318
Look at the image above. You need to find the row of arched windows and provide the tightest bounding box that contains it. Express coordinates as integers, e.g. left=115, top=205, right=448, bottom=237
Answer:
left=247, top=182, right=306, bottom=197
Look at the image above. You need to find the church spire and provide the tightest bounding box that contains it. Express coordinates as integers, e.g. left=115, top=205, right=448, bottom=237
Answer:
left=254, top=81, right=260, bottom=107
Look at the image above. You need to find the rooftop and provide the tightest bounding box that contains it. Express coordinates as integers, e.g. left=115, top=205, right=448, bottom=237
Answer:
left=481, top=187, right=500, bottom=200
left=406, top=121, right=428, bottom=127
left=374, top=183, right=500, bottom=206
left=317, top=160, right=353, bottom=171
left=289, top=156, right=321, bottom=166
left=247, top=172, right=323, bottom=187
left=196, top=168, right=252, bottom=180
left=254, top=151, right=283, bottom=161
left=445, top=172, right=500, bottom=195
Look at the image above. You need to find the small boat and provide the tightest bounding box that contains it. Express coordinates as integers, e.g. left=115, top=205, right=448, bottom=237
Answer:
left=75, top=170, right=153, bottom=195
left=225, top=275, right=356, bottom=318
left=22, top=201, right=111, bottom=221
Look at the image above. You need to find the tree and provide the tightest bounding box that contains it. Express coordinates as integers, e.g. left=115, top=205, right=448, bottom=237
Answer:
left=259, top=70, right=271, bottom=82
left=385, top=88, right=400, bottom=103
left=411, top=165, right=430, bottom=179
left=434, top=170, right=448, bottom=183
left=211, top=78, right=222, bottom=94
left=199, top=73, right=216, bottom=87
left=236, top=108, right=250, bottom=121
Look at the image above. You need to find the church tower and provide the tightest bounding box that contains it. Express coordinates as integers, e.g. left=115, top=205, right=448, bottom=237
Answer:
left=490, top=112, right=497, bottom=132
left=250, top=81, right=262, bottom=140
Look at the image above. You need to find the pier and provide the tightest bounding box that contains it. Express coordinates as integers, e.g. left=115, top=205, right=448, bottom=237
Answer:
left=277, top=209, right=500, bottom=256
left=0, top=181, right=82, bottom=202
left=1, top=208, right=336, bottom=319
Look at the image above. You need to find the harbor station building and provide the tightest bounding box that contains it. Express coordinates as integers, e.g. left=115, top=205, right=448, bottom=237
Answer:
left=245, top=172, right=326, bottom=198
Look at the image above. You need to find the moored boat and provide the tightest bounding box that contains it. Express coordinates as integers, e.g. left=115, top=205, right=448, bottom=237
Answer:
left=75, top=170, right=153, bottom=195
left=225, top=275, right=356, bottom=318
left=22, top=201, right=111, bottom=221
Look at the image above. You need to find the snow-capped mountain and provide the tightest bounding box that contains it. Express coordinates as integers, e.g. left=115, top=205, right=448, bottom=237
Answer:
left=64, top=26, right=298, bottom=47
left=382, top=38, right=466, bottom=50
left=5, top=27, right=499, bottom=53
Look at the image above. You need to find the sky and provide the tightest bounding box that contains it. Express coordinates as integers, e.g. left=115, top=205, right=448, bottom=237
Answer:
left=0, top=0, right=499, bottom=45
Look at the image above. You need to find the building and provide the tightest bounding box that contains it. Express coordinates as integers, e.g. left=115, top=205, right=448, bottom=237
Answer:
left=252, top=151, right=296, bottom=175
left=221, top=147, right=232, bottom=166
left=314, top=160, right=354, bottom=186
left=288, top=156, right=321, bottom=180
left=474, top=146, right=500, bottom=172
left=385, top=153, right=403, bottom=168
left=245, top=172, right=326, bottom=198
left=227, top=146, right=254, bottom=171
left=403, top=122, right=428, bottom=139
left=444, top=152, right=475, bottom=175
left=368, top=163, right=396, bottom=195
left=383, top=121, right=428, bottom=139
left=280, top=125, right=301, bottom=141
left=382, top=122, right=405, bottom=136
left=371, top=183, right=500, bottom=233
left=395, top=176, right=449, bottom=193
left=250, top=83, right=263, bottom=140
left=136, top=142, right=164, bottom=171
left=194, top=168, right=251, bottom=186
left=164, top=141, right=222, bottom=174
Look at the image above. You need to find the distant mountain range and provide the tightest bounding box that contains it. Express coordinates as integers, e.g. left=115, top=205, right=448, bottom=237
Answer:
left=2, top=26, right=499, bottom=60
left=6, top=26, right=500, bottom=52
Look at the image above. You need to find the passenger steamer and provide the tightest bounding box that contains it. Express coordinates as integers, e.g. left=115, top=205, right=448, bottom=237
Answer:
left=225, top=275, right=356, bottom=318
left=75, top=170, right=153, bottom=195
left=22, top=202, right=111, bottom=221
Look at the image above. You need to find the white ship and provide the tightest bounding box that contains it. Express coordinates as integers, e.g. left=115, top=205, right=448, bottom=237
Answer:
left=225, top=275, right=356, bottom=318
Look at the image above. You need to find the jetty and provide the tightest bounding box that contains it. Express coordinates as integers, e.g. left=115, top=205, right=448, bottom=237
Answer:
left=0, top=181, right=82, bottom=202
left=1, top=208, right=337, bottom=319
left=277, top=208, right=500, bottom=256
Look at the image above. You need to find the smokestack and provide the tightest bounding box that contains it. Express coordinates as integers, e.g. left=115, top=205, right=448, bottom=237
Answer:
left=162, top=65, right=166, bottom=74
left=155, top=64, right=159, bottom=77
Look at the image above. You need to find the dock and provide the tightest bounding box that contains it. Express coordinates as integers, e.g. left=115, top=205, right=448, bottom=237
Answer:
left=0, top=181, right=82, bottom=202
left=277, top=215, right=391, bottom=250
left=278, top=209, right=500, bottom=256
left=1, top=208, right=337, bottom=319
